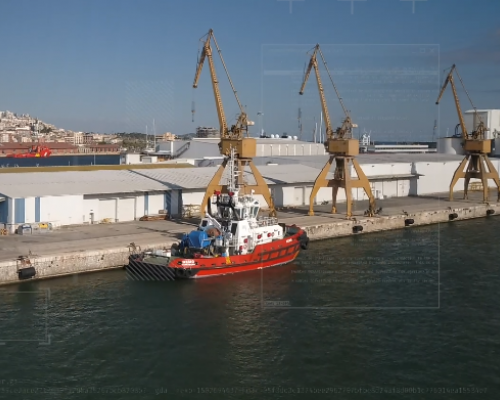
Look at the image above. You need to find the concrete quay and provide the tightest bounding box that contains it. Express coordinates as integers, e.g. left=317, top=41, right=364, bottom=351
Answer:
left=0, top=191, right=498, bottom=286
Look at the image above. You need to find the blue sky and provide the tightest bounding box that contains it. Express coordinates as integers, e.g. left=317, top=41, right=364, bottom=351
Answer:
left=0, top=0, right=499, bottom=141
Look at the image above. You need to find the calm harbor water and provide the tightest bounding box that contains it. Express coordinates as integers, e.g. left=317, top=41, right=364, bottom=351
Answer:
left=0, top=219, right=499, bottom=398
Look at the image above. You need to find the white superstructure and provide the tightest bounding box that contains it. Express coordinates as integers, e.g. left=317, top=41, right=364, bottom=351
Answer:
left=198, top=147, right=284, bottom=256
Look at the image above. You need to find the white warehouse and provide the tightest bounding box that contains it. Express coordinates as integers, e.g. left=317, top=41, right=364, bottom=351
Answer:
left=1, top=153, right=499, bottom=233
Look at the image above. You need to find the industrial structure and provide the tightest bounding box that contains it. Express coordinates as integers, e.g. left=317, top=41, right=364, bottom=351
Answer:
left=436, top=64, right=500, bottom=202
left=2, top=152, right=491, bottom=234
left=195, top=126, right=219, bottom=138
left=299, top=44, right=376, bottom=218
left=192, top=29, right=276, bottom=217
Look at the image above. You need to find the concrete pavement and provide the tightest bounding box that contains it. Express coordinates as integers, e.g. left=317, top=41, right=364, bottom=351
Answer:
left=0, top=191, right=496, bottom=262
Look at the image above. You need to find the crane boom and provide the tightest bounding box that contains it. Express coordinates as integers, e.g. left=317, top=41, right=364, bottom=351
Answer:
left=435, top=64, right=468, bottom=140
left=194, top=29, right=276, bottom=217
left=317, top=48, right=348, bottom=120
left=192, top=29, right=251, bottom=140
left=299, top=45, right=334, bottom=140
left=193, top=29, right=228, bottom=137
left=317, top=47, right=357, bottom=138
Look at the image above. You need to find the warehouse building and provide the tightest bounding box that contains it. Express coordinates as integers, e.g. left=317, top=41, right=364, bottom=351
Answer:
left=157, top=137, right=328, bottom=159
left=1, top=153, right=498, bottom=233
left=0, top=165, right=334, bottom=232
left=0, top=170, right=169, bottom=233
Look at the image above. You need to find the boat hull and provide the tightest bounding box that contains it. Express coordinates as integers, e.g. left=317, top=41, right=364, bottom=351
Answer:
left=126, top=229, right=309, bottom=281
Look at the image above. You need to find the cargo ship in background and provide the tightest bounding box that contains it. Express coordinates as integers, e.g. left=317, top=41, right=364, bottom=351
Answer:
left=126, top=148, right=309, bottom=281
left=6, top=143, right=51, bottom=158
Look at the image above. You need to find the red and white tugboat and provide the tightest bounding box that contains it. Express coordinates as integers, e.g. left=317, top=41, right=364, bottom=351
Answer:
left=126, top=149, right=309, bottom=281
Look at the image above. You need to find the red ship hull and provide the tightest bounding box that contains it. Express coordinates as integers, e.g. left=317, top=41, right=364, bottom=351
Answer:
left=126, top=227, right=309, bottom=281
left=6, top=146, right=51, bottom=158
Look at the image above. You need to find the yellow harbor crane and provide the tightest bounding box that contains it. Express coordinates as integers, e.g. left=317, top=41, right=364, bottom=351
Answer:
left=299, top=44, right=376, bottom=218
left=435, top=64, right=500, bottom=202
left=193, top=29, right=277, bottom=217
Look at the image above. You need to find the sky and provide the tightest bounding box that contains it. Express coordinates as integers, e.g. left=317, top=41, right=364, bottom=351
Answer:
left=0, top=0, right=499, bottom=141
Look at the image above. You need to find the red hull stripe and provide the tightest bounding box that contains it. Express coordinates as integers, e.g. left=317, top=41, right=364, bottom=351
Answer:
left=169, top=229, right=305, bottom=277
left=196, top=251, right=300, bottom=277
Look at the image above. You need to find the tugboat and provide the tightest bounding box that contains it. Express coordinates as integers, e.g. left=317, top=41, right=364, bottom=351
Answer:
left=126, top=149, right=309, bottom=281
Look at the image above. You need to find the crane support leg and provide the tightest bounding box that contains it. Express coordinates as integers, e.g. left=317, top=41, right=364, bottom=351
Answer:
left=351, top=158, right=376, bottom=216
left=308, top=156, right=335, bottom=216
left=481, top=155, right=500, bottom=201
left=200, top=158, right=228, bottom=217
left=308, top=156, right=376, bottom=218
left=449, top=154, right=500, bottom=202
left=244, top=160, right=277, bottom=217
left=343, top=158, right=353, bottom=218
left=449, top=155, right=469, bottom=201
left=337, top=157, right=376, bottom=218
left=331, top=185, right=339, bottom=215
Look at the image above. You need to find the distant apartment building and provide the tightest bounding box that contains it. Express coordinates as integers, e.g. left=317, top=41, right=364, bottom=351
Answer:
left=83, top=133, right=94, bottom=144
left=0, top=133, right=9, bottom=143
left=92, top=134, right=104, bottom=142
left=74, top=131, right=83, bottom=144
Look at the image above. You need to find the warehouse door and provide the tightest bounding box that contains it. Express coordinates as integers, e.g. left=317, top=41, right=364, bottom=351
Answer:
left=98, top=199, right=116, bottom=222
left=0, top=198, right=7, bottom=224
left=117, top=197, right=135, bottom=222
left=398, top=180, right=408, bottom=197
left=294, top=187, right=304, bottom=206
left=304, top=186, right=315, bottom=206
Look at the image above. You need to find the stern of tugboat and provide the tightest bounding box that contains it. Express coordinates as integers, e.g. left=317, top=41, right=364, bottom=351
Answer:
left=126, top=252, right=177, bottom=281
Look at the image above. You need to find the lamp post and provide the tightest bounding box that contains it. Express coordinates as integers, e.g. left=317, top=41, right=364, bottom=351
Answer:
left=257, top=112, right=264, bottom=136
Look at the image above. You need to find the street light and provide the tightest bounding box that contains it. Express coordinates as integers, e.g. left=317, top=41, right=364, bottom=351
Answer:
left=257, top=112, right=264, bottom=136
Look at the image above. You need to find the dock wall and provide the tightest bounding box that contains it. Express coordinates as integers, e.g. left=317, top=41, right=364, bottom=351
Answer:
left=0, top=241, right=173, bottom=286
left=0, top=202, right=499, bottom=286
left=304, top=202, right=500, bottom=240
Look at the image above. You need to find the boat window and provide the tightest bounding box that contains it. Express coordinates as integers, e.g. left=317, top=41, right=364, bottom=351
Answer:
left=231, top=223, right=238, bottom=235
left=201, top=220, right=208, bottom=227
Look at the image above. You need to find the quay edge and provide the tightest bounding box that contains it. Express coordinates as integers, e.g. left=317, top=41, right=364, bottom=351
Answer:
left=0, top=202, right=499, bottom=286
left=0, top=241, right=174, bottom=287
left=304, top=202, right=500, bottom=240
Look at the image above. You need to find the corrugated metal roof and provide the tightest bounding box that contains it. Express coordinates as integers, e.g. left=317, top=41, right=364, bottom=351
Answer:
left=0, top=153, right=463, bottom=198
left=0, top=170, right=167, bottom=198
left=133, top=164, right=333, bottom=189
left=259, top=164, right=335, bottom=184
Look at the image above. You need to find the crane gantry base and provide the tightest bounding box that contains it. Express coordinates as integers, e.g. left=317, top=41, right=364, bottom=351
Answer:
left=308, top=156, right=376, bottom=218
left=200, top=158, right=277, bottom=218
left=449, top=153, right=500, bottom=202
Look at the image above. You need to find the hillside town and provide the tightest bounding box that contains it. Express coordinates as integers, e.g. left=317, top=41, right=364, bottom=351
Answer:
left=0, top=110, right=177, bottom=156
